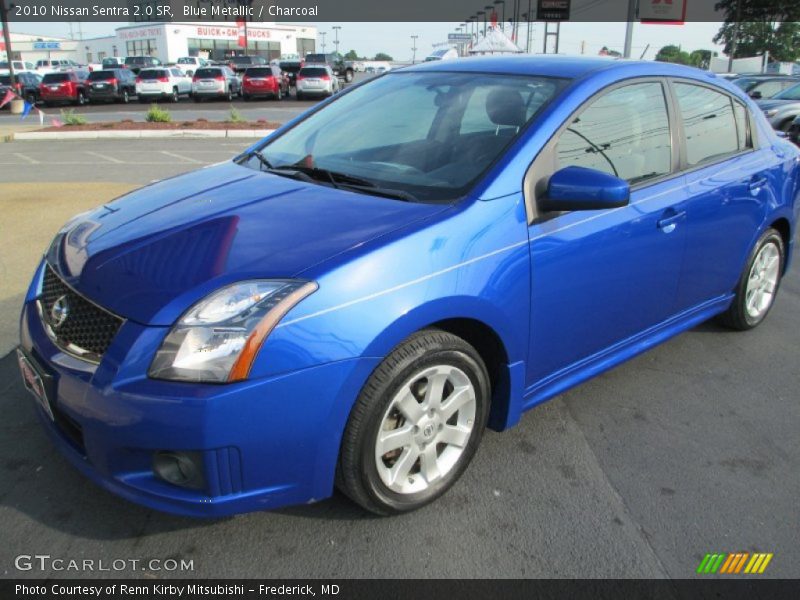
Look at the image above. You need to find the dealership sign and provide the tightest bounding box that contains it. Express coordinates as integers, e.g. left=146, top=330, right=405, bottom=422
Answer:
left=537, top=0, right=570, bottom=21
left=33, top=41, right=62, bottom=49
left=447, top=33, right=473, bottom=42
left=639, top=0, right=687, bottom=23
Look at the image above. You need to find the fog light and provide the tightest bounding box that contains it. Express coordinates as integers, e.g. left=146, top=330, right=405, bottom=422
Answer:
left=153, top=451, right=205, bottom=490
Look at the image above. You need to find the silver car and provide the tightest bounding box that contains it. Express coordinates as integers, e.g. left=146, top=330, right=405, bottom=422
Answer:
left=295, top=65, right=340, bottom=100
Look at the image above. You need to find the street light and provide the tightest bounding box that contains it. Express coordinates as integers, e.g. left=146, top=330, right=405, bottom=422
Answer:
left=495, top=1, right=506, bottom=32
left=477, top=11, right=485, bottom=37
left=320, top=31, right=327, bottom=53
left=332, top=25, right=341, bottom=56
left=411, top=35, right=418, bottom=64
left=485, top=5, right=495, bottom=31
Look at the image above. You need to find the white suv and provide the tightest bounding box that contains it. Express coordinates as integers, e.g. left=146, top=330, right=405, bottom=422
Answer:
left=295, top=65, right=340, bottom=100
left=136, top=67, right=192, bottom=103
left=175, top=57, right=208, bottom=76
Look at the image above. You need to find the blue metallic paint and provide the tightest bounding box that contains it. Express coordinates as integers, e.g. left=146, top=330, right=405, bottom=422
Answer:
left=19, top=57, right=799, bottom=516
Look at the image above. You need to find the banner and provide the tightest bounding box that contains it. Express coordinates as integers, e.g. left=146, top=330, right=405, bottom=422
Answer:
left=237, top=19, right=247, bottom=48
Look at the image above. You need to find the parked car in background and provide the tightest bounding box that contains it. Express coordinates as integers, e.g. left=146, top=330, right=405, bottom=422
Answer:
left=279, top=59, right=303, bottom=87
left=732, top=75, right=800, bottom=100
left=757, top=82, right=800, bottom=132
left=35, top=59, right=71, bottom=74
left=295, top=65, right=340, bottom=99
left=125, top=56, right=162, bottom=75
left=0, top=72, right=42, bottom=106
left=303, top=52, right=355, bottom=83
left=136, top=67, right=192, bottom=103
left=86, top=69, right=137, bottom=104
left=0, top=60, right=35, bottom=74
left=175, top=56, right=208, bottom=76
left=39, top=70, right=89, bottom=106
left=242, top=65, right=289, bottom=101
left=789, top=115, right=800, bottom=146
left=17, top=58, right=799, bottom=518
left=101, top=57, right=126, bottom=70
left=191, top=66, right=240, bottom=102
left=228, top=55, right=268, bottom=74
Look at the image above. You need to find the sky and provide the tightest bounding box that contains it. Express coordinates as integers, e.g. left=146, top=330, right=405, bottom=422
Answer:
left=9, top=21, right=726, bottom=62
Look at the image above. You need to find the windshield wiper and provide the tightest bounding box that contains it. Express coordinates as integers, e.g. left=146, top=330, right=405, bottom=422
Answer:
left=271, top=164, right=377, bottom=188
left=335, top=182, right=418, bottom=202
left=239, top=149, right=273, bottom=170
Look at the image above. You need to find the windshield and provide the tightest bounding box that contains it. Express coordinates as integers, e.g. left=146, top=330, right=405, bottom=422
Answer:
left=249, top=71, right=568, bottom=202
left=177, top=57, right=196, bottom=64
left=774, top=82, right=800, bottom=100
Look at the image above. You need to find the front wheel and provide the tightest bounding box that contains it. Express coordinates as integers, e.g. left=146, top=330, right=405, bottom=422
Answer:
left=75, top=91, right=86, bottom=106
left=336, top=330, right=490, bottom=515
left=718, top=227, right=785, bottom=330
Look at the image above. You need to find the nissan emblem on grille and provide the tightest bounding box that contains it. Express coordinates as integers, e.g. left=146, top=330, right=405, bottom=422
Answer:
left=50, top=295, right=69, bottom=328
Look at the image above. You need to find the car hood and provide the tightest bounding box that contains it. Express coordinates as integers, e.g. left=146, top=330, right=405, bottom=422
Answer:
left=46, top=161, right=447, bottom=325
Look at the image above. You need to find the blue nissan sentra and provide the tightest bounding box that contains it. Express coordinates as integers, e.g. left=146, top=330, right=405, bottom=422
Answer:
left=18, top=57, right=799, bottom=516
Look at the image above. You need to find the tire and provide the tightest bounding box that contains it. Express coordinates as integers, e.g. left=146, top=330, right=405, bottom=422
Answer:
left=336, top=329, right=491, bottom=515
left=345, top=70, right=354, bottom=83
left=296, top=91, right=303, bottom=101
left=120, top=89, right=130, bottom=104
left=76, top=91, right=86, bottom=106
left=778, top=119, right=794, bottom=133
left=138, top=97, right=148, bottom=104
left=276, top=87, right=282, bottom=101
left=226, top=87, right=233, bottom=102
left=718, top=227, right=785, bottom=330
left=243, top=93, right=251, bottom=102
left=171, top=87, right=179, bottom=103
left=25, top=93, right=36, bottom=106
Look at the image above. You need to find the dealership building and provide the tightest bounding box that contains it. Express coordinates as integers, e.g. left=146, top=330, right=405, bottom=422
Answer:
left=4, top=21, right=317, bottom=66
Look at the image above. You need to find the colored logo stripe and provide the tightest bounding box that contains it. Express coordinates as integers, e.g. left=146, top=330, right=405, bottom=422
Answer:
left=698, top=552, right=773, bottom=574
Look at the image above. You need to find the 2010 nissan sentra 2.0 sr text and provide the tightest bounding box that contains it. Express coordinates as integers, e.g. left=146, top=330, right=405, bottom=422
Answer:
left=18, top=57, right=799, bottom=516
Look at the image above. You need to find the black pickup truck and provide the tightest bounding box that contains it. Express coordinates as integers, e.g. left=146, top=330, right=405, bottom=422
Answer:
left=303, top=53, right=354, bottom=83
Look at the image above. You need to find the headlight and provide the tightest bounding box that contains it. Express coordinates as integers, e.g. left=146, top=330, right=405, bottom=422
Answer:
left=764, top=109, right=779, bottom=118
left=149, top=280, right=317, bottom=383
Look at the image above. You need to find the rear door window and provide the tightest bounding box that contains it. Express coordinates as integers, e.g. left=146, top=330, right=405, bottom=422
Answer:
left=674, top=83, right=740, bottom=166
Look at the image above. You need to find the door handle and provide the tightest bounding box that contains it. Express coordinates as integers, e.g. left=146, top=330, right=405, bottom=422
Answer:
left=749, top=176, right=768, bottom=192
left=657, top=210, right=686, bottom=233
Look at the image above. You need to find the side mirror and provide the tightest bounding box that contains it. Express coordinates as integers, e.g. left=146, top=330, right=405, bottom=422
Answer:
left=749, top=90, right=762, bottom=99
left=540, top=166, right=630, bottom=212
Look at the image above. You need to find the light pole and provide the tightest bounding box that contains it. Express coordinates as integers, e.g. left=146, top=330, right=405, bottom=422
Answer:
left=320, top=31, right=327, bottom=53
left=495, top=1, right=506, bottom=32
left=332, top=25, right=341, bottom=56
left=477, top=11, right=486, bottom=37
left=485, top=5, right=495, bottom=30
left=411, top=35, right=418, bottom=64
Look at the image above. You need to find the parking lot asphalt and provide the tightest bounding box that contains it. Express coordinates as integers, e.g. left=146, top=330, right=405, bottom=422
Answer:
left=0, top=139, right=798, bottom=579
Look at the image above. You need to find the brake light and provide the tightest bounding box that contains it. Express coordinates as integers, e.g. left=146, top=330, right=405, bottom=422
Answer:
left=242, top=75, right=250, bottom=83
left=158, top=76, right=169, bottom=83
left=135, top=77, right=142, bottom=84
left=296, top=75, right=305, bottom=81
left=215, top=75, right=225, bottom=81
left=108, top=78, right=118, bottom=86
left=320, top=75, right=331, bottom=81
left=192, top=75, right=199, bottom=82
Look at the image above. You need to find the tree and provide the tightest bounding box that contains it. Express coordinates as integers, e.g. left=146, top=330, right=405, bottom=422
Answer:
left=713, top=0, right=800, bottom=62
left=689, top=49, right=714, bottom=69
left=373, top=52, right=393, bottom=61
left=598, top=46, right=621, bottom=57
left=655, top=44, right=690, bottom=65
left=343, top=49, right=360, bottom=61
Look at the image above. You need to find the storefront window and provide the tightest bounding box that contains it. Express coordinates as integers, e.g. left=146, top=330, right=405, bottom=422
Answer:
left=126, top=39, right=158, bottom=57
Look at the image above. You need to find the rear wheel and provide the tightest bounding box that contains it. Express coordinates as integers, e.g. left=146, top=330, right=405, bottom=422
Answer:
left=337, top=330, right=490, bottom=515
left=75, top=91, right=86, bottom=106
left=225, top=87, right=233, bottom=102
left=120, top=89, right=130, bottom=104
left=718, top=227, right=785, bottom=330
left=345, top=70, right=354, bottom=83
left=171, top=87, right=179, bottom=103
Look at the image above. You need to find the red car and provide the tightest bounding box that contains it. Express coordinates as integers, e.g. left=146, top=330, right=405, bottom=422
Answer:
left=39, top=70, right=90, bottom=106
left=241, top=66, right=289, bottom=101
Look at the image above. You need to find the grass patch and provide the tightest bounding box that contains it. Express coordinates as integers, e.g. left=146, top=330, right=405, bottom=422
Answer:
left=145, top=104, right=172, bottom=123
left=60, top=109, right=88, bottom=126
left=227, top=105, right=246, bottom=124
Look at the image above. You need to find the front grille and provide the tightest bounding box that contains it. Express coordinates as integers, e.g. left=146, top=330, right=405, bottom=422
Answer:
left=38, top=264, right=124, bottom=362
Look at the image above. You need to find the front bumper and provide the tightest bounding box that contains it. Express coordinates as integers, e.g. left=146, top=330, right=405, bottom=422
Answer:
left=19, top=296, right=379, bottom=517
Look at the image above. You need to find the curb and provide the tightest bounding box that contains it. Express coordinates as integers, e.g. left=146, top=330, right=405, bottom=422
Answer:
left=11, top=129, right=276, bottom=141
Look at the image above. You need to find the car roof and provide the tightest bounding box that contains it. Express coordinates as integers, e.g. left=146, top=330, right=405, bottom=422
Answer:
left=399, top=55, right=746, bottom=82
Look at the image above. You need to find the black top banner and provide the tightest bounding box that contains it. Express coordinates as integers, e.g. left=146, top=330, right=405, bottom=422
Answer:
left=2, top=0, right=798, bottom=23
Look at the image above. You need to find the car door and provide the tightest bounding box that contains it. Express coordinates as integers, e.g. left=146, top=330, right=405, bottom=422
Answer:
left=525, top=79, right=689, bottom=387
left=669, top=79, right=784, bottom=311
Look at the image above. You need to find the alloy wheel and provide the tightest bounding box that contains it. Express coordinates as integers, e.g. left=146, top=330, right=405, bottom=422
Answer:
left=745, top=241, right=780, bottom=319
left=374, top=364, right=476, bottom=495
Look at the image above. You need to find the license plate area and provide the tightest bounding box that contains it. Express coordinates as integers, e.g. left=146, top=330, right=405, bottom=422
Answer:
left=17, top=348, right=55, bottom=421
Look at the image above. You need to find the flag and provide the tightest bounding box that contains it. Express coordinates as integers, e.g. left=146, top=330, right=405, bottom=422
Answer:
left=51, top=117, right=63, bottom=128
left=0, top=88, right=15, bottom=109
left=20, top=100, right=33, bottom=120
